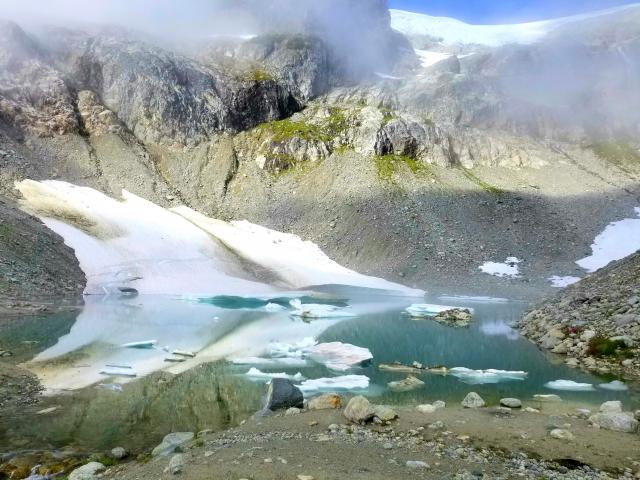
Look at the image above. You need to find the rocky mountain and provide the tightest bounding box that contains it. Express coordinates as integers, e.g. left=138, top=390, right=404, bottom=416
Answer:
left=0, top=1, right=639, bottom=303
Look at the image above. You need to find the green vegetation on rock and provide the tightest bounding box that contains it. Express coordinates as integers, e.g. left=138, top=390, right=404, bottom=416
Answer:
left=259, top=107, right=348, bottom=143
left=374, top=154, right=430, bottom=181
left=461, top=168, right=504, bottom=196
left=587, top=335, right=632, bottom=359
left=591, top=140, right=640, bottom=171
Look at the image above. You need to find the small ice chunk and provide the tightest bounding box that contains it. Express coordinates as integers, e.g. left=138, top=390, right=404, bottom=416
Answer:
left=244, top=367, right=304, bottom=382
left=548, top=276, right=581, bottom=288
left=406, top=303, right=473, bottom=318
left=172, top=350, right=196, bottom=358
left=298, top=375, right=370, bottom=392
left=449, top=367, right=527, bottom=384
left=306, top=342, right=373, bottom=371
left=289, top=299, right=355, bottom=319
left=264, top=302, right=286, bottom=312
left=598, top=380, right=628, bottom=391
left=544, top=380, right=595, bottom=391
left=121, top=340, right=157, bottom=349
left=269, top=337, right=318, bottom=358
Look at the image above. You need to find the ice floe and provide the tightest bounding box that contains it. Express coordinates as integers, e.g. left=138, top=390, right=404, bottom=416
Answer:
left=449, top=368, right=527, bottom=384
left=548, top=276, right=581, bottom=288
left=544, top=380, right=595, bottom=391
left=16, top=180, right=422, bottom=296
left=289, top=299, right=355, bottom=319
left=577, top=207, right=640, bottom=272
left=598, top=380, right=628, bottom=391
left=305, top=342, right=373, bottom=371
left=479, top=257, right=521, bottom=278
left=405, top=304, right=474, bottom=318
left=298, top=375, right=370, bottom=392
left=244, top=368, right=304, bottom=382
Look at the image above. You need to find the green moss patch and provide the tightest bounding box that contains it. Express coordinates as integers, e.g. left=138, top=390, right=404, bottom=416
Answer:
left=259, top=107, right=349, bottom=143
left=374, top=154, right=430, bottom=181
left=591, top=140, right=640, bottom=171
left=461, top=168, right=504, bottom=196
left=587, top=335, right=632, bottom=359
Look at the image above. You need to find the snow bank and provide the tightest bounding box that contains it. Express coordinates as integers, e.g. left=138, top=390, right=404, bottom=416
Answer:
left=544, top=380, right=595, bottom=391
left=15, top=180, right=422, bottom=296
left=414, top=50, right=451, bottom=68
left=449, top=367, right=527, bottom=384
left=576, top=207, right=640, bottom=272
left=298, top=375, right=370, bottom=392
left=548, top=276, right=581, bottom=288
left=479, top=257, right=521, bottom=278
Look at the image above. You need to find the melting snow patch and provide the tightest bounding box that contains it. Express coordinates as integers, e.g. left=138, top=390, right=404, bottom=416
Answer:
left=374, top=72, right=404, bottom=80
left=479, top=257, right=521, bottom=278
left=298, top=375, right=370, bottom=392
left=598, top=380, right=628, bottom=391
left=449, top=368, right=527, bottom=384
left=577, top=207, right=640, bottom=272
left=544, top=380, right=595, bottom=391
left=244, top=368, right=304, bottom=382
left=548, top=276, right=581, bottom=288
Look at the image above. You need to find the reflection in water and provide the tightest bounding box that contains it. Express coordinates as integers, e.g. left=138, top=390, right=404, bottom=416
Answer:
left=2, top=291, right=639, bottom=454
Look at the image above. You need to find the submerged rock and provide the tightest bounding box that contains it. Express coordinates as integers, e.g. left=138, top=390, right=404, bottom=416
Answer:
left=68, top=462, right=105, bottom=480
left=151, top=432, right=195, bottom=457
left=110, top=447, right=127, bottom=459
left=344, top=395, right=375, bottom=424
left=387, top=375, right=425, bottom=392
left=461, top=392, right=485, bottom=408
left=266, top=378, right=304, bottom=411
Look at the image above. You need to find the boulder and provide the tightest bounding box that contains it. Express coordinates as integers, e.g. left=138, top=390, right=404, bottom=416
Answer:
left=461, top=392, right=485, bottom=408
left=110, top=447, right=127, bottom=459
left=307, top=393, right=343, bottom=410
left=344, top=396, right=375, bottom=424
left=68, top=462, right=105, bottom=480
left=433, top=308, right=473, bottom=327
left=373, top=405, right=398, bottom=422
left=549, top=429, right=574, bottom=441
left=266, top=378, right=304, bottom=411
left=151, top=432, right=194, bottom=457
left=600, top=401, right=622, bottom=413
left=433, top=400, right=446, bottom=409
left=169, top=454, right=184, bottom=475
left=589, top=412, right=639, bottom=433
left=416, top=404, right=437, bottom=414
left=500, top=398, right=522, bottom=409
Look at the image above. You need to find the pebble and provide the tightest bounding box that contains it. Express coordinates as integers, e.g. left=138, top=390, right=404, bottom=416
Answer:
left=285, top=407, right=301, bottom=416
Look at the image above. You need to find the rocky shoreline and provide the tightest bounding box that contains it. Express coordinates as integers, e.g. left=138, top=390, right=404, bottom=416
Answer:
left=518, top=253, right=640, bottom=379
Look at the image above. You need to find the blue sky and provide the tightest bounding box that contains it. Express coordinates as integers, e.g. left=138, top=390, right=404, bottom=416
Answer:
left=389, top=0, right=638, bottom=23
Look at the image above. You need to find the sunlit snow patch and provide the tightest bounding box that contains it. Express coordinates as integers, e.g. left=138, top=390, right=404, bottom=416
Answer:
left=415, top=50, right=452, bottom=68
left=576, top=207, right=640, bottom=272
left=244, top=368, right=304, bottom=382
left=479, top=257, right=521, bottom=278
left=298, top=375, right=370, bottom=392
left=449, top=367, right=527, bottom=384
left=598, top=380, right=628, bottom=391
left=548, top=276, right=581, bottom=288
left=544, top=380, right=595, bottom=391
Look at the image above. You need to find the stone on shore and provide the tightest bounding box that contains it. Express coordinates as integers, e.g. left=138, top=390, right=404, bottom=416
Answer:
left=406, top=460, right=430, bottom=469
left=266, top=378, right=304, bottom=411
left=600, top=401, right=622, bottom=413
left=589, top=412, right=639, bottom=433
left=500, top=398, right=522, bottom=408
left=373, top=405, right=398, bottom=422
left=308, top=393, right=343, bottom=410
left=152, top=432, right=194, bottom=457
left=533, top=394, right=562, bottom=402
left=549, top=429, right=574, bottom=441
left=344, top=396, right=375, bottom=424
left=416, top=404, right=437, bottom=414
left=68, top=462, right=105, bottom=480
left=168, top=454, right=184, bottom=475
left=461, top=392, right=485, bottom=408
left=110, top=447, right=127, bottom=459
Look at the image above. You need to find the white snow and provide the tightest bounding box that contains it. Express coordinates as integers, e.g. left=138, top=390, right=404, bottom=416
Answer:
left=479, top=257, right=521, bottom=278
left=405, top=303, right=473, bottom=318
left=298, top=375, right=370, bottom=392
left=576, top=207, right=640, bottom=272
left=414, top=49, right=451, bottom=68
left=544, top=379, right=595, bottom=391
left=548, top=276, right=581, bottom=288
left=449, top=367, right=527, bottom=384
left=16, top=180, right=423, bottom=297
left=374, top=72, right=404, bottom=80
left=598, top=380, right=628, bottom=391
left=390, top=5, right=639, bottom=47
left=243, top=368, right=304, bottom=382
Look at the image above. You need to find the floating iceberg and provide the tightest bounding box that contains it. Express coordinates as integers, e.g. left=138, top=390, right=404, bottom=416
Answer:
left=449, top=367, right=527, bottom=384
left=269, top=337, right=318, bottom=359
left=121, top=340, right=157, bottom=349
left=289, top=299, right=355, bottom=319
left=16, top=180, right=423, bottom=296
left=544, top=380, right=595, bottom=391
left=405, top=303, right=473, bottom=318
left=598, top=380, right=628, bottom=391
left=306, top=342, right=373, bottom=371
left=244, top=368, right=304, bottom=382
left=298, top=375, right=370, bottom=392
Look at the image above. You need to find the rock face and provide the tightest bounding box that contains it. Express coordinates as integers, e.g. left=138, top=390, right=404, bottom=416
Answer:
left=266, top=378, right=304, bottom=411
left=343, top=396, right=375, bottom=424
left=461, top=392, right=485, bottom=408
left=519, top=253, right=640, bottom=378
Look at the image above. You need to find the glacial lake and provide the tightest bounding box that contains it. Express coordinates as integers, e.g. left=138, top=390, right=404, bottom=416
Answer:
left=1, top=288, right=638, bottom=454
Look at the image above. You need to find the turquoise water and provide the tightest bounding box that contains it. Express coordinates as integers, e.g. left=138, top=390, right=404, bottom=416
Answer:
left=0, top=290, right=638, bottom=454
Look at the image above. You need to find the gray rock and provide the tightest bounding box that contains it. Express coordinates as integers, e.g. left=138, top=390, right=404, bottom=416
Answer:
left=307, top=393, right=343, bottom=410
left=266, top=378, right=304, bottom=411
left=110, top=447, right=127, bottom=459
left=152, top=432, right=194, bottom=457
left=344, top=395, right=375, bottom=424
left=589, top=412, right=639, bottom=433
left=416, top=404, right=437, bottom=414
left=68, top=462, right=106, bottom=480
left=373, top=405, right=398, bottom=422
left=428, top=420, right=445, bottom=430
left=600, top=401, right=622, bottom=413
left=406, top=460, right=430, bottom=469
left=285, top=407, right=301, bottom=416
left=500, top=398, right=522, bottom=408
left=387, top=375, right=424, bottom=392
left=169, top=453, right=185, bottom=475
left=549, top=429, right=574, bottom=441
left=461, top=392, right=485, bottom=408
left=433, top=400, right=446, bottom=409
